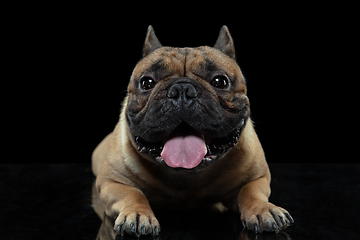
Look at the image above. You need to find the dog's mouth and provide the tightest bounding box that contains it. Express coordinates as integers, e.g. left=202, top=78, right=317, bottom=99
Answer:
left=134, top=121, right=246, bottom=171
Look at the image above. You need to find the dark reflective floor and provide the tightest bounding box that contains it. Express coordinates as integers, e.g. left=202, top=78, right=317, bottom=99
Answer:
left=2, top=164, right=359, bottom=240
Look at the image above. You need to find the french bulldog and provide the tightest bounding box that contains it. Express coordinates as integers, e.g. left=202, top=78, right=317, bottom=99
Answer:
left=92, top=25, right=293, bottom=237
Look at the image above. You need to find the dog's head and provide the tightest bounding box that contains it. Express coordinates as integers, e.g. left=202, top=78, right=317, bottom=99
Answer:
left=126, top=26, right=249, bottom=170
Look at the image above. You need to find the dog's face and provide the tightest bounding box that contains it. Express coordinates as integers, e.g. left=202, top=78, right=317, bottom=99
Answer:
left=126, top=26, right=249, bottom=170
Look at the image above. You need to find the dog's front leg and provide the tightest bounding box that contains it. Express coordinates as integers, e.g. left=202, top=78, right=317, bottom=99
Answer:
left=96, top=180, right=160, bottom=237
left=237, top=171, right=294, bottom=233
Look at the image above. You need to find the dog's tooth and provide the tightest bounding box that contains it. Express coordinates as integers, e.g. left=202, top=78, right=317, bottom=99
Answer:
left=203, top=157, right=210, bottom=162
left=136, top=136, right=144, bottom=151
left=155, top=156, right=163, bottom=163
left=140, top=146, right=148, bottom=154
left=149, top=148, right=159, bottom=157
left=154, top=146, right=161, bottom=153
left=206, top=145, right=212, bottom=155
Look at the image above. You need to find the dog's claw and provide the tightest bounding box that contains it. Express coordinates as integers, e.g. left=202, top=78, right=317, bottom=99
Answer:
left=116, top=224, right=121, bottom=234
left=130, top=222, right=136, bottom=234
left=114, top=207, right=160, bottom=237
left=285, top=212, right=294, bottom=224
left=154, top=226, right=160, bottom=236
left=241, top=202, right=293, bottom=233
left=254, top=223, right=258, bottom=233
left=272, top=222, right=278, bottom=232
left=279, top=215, right=286, bottom=225
left=141, top=226, right=146, bottom=235
left=242, top=219, right=246, bottom=229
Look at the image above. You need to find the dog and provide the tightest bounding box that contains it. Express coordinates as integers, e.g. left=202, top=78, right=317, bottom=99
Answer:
left=92, top=25, right=293, bottom=237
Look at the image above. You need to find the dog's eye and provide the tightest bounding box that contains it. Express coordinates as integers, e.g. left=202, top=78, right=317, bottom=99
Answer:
left=211, top=75, right=229, bottom=89
left=140, top=76, right=156, bottom=90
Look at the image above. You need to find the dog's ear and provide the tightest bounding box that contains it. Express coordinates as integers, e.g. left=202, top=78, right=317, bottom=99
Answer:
left=214, top=25, right=236, bottom=59
left=142, top=25, right=163, bottom=57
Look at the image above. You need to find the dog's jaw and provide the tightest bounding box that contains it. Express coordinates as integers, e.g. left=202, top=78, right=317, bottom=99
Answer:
left=133, top=119, right=247, bottom=171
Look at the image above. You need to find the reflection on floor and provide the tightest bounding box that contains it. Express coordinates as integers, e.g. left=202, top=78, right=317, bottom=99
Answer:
left=2, top=164, right=360, bottom=240
left=92, top=181, right=292, bottom=240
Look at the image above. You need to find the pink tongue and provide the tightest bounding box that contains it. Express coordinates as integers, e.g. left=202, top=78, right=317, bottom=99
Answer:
left=161, top=130, right=207, bottom=169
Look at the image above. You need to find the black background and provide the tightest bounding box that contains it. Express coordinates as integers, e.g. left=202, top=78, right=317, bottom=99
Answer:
left=3, top=3, right=359, bottom=240
left=6, top=3, right=351, bottom=164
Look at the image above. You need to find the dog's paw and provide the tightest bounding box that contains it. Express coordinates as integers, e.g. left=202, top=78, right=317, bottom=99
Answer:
left=241, top=201, right=294, bottom=233
left=114, top=205, right=160, bottom=237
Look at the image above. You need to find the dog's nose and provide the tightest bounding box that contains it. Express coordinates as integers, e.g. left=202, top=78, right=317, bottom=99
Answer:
left=167, top=83, right=198, bottom=99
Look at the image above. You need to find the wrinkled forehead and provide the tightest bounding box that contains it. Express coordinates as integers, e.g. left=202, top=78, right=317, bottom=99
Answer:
left=131, top=47, right=185, bottom=80
left=131, top=46, right=245, bottom=82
